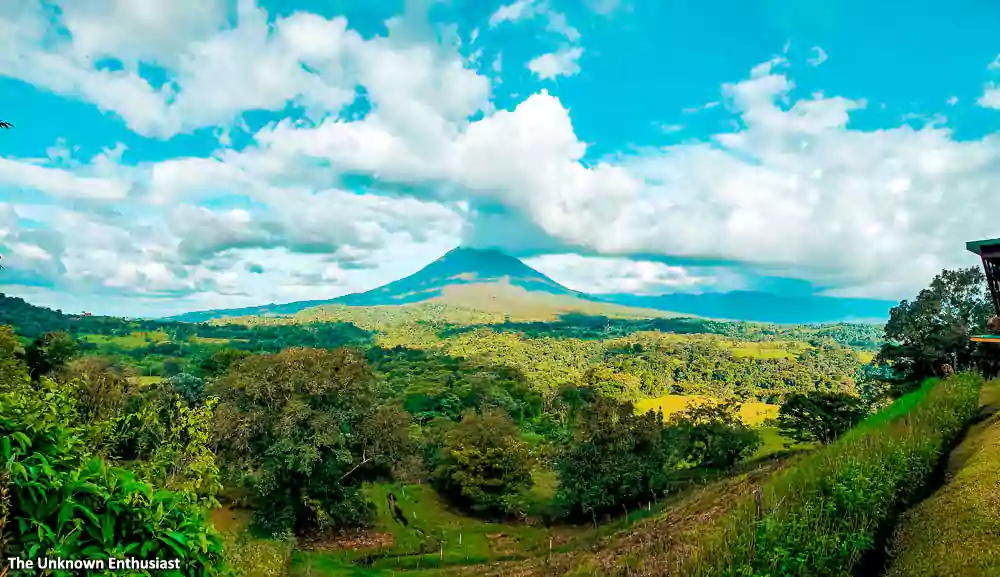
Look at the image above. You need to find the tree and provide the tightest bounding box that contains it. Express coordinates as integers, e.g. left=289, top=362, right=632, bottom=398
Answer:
left=166, top=372, right=206, bottom=405
left=878, top=267, right=999, bottom=387
left=214, top=347, right=411, bottom=535
left=669, top=400, right=761, bottom=469
left=198, top=347, right=251, bottom=377
left=57, top=356, right=137, bottom=423
left=431, top=410, right=535, bottom=518
left=777, top=391, right=866, bottom=444
left=555, top=396, right=683, bottom=521
left=25, top=331, right=78, bottom=381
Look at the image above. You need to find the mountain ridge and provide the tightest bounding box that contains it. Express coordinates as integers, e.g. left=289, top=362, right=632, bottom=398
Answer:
left=165, top=247, right=895, bottom=324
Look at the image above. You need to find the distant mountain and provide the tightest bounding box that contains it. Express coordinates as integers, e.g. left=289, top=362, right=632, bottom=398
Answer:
left=166, top=248, right=895, bottom=324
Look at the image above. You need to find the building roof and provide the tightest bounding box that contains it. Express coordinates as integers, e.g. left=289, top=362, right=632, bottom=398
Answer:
left=966, top=238, right=1000, bottom=255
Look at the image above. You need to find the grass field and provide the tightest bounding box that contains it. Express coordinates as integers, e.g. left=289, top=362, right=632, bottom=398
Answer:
left=885, top=379, right=1000, bottom=576
left=81, top=330, right=169, bottom=348
left=634, top=394, right=779, bottom=426
left=718, top=340, right=803, bottom=360
left=130, top=375, right=164, bottom=387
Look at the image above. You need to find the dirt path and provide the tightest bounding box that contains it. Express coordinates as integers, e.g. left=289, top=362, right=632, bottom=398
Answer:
left=943, top=383, right=1000, bottom=477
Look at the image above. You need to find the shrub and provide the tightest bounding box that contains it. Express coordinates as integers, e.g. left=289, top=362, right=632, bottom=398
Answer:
left=1, top=355, right=225, bottom=575
left=166, top=373, right=206, bottom=405
left=685, top=374, right=982, bottom=576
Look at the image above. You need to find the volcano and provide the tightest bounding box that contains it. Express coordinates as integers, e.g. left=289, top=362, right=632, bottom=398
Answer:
left=166, top=247, right=650, bottom=322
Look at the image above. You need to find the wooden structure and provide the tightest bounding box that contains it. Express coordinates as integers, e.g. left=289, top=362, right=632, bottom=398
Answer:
left=967, top=238, right=1000, bottom=342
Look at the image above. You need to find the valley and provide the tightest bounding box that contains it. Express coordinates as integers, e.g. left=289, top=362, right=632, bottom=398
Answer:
left=1, top=248, right=993, bottom=577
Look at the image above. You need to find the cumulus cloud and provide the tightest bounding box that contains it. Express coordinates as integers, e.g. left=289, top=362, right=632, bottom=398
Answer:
left=526, top=254, right=715, bottom=294
left=978, top=84, right=1000, bottom=109
left=528, top=46, right=583, bottom=80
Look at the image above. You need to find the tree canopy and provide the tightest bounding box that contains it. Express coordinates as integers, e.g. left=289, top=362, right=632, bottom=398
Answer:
left=878, top=267, right=1000, bottom=387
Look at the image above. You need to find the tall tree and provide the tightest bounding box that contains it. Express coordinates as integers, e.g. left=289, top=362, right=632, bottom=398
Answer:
left=777, top=391, right=866, bottom=444
left=213, top=347, right=412, bottom=535
left=554, top=396, right=683, bottom=521
left=877, top=267, right=1000, bottom=387
left=431, top=410, right=535, bottom=518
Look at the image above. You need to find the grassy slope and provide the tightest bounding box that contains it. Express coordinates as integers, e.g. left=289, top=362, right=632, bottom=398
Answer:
left=681, top=374, right=982, bottom=577
left=885, top=380, right=1000, bottom=576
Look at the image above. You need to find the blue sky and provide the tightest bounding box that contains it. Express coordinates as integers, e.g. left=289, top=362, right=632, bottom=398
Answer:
left=1, top=0, right=999, bottom=316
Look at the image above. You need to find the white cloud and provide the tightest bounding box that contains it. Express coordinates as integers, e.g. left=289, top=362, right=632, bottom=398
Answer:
left=489, top=0, right=580, bottom=43
left=0, top=156, right=132, bottom=201
left=526, top=254, right=714, bottom=294
left=979, top=84, right=1000, bottom=109
left=807, top=46, right=828, bottom=67
left=528, top=46, right=583, bottom=80
left=947, top=96, right=959, bottom=106
left=489, top=0, right=537, bottom=26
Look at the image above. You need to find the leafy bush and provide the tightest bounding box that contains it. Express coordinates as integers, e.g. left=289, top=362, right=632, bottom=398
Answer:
left=777, top=390, right=866, bottom=444
left=670, top=400, right=761, bottom=469
left=431, top=410, right=535, bottom=518
left=0, top=347, right=225, bottom=576
left=686, top=373, right=982, bottom=576
left=138, top=397, right=224, bottom=506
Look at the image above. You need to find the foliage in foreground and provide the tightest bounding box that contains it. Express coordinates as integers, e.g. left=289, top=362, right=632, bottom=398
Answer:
left=0, top=326, right=225, bottom=576
left=683, top=373, right=981, bottom=577
left=885, top=380, right=1000, bottom=577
